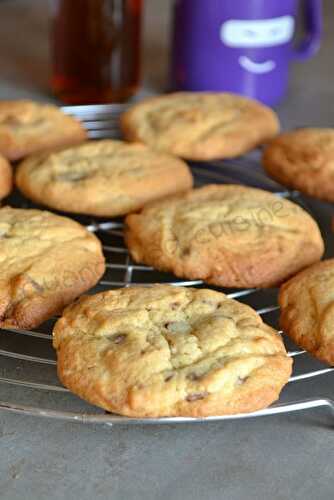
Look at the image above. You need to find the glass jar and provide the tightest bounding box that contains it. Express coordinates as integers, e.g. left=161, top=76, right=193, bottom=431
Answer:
left=50, top=0, right=142, bottom=104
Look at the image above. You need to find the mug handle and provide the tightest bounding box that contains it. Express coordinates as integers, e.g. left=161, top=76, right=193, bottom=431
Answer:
left=293, top=0, right=323, bottom=61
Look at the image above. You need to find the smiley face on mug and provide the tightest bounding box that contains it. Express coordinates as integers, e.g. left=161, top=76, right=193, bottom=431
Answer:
left=220, top=16, right=295, bottom=74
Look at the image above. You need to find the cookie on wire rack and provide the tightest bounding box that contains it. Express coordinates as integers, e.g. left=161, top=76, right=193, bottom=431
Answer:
left=280, top=259, right=334, bottom=366
left=125, top=184, right=324, bottom=289
left=0, top=100, right=86, bottom=160
left=53, top=285, right=292, bottom=418
left=0, top=206, right=105, bottom=329
left=15, top=140, right=193, bottom=217
left=0, top=154, right=12, bottom=199
left=121, top=92, right=280, bottom=161
left=263, top=128, right=334, bottom=202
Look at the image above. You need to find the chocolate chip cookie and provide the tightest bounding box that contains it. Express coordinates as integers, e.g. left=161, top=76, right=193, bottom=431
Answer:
left=121, top=92, right=280, bottom=161
left=15, top=140, right=193, bottom=217
left=263, top=128, right=334, bottom=202
left=53, top=285, right=292, bottom=417
left=125, top=184, right=324, bottom=288
left=0, top=100, right=86, bottom=160
left=279, top=259, right=334, bottom=366
left=0, top=206, right=105, bottom=329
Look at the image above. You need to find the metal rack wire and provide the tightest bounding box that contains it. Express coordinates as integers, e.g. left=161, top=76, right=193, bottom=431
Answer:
left=0, top=104, right=333, bottom=425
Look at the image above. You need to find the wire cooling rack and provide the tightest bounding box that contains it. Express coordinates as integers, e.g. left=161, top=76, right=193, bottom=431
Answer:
left=0, top=103, right=333, bottom=426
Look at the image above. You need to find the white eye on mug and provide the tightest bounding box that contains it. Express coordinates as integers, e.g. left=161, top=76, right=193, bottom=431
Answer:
left=220, top=16, right=295, bottom=48
left=243, top=29, right=258, bottom=38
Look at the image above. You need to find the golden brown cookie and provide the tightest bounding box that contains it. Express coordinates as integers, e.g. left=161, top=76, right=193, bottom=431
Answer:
left=0, top=154, right=12, bottom=199
left=15, top=140, right=193, bottom=217
left=0, top=100, right=87, bottom=160
left=125, top=184, right=324, bottom=288
left=121, top=92, right=280, bottom=161
left=53, top=285, right=292, bottom=418
left=263, top=128, right=334, bottom=202
left=0, top=206, right=105, bottom=329
left=279, top=259, right=334, bottom=366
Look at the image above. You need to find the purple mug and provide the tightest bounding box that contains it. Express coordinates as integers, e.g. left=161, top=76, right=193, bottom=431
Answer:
left=171, top=0, right=323, bottom=105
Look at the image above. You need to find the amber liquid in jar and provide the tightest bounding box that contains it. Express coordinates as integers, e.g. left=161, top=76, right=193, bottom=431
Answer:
left=50, top=0, right=142, bottom=104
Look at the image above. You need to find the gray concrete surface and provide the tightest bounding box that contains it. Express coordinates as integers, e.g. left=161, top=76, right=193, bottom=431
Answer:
left=0, top=1, right=334, bottom=499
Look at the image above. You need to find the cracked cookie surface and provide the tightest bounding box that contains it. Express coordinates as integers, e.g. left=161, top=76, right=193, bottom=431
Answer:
left=0, top=206, right=105, bottom=329
left=0, top=154, right=12, bottom=199
left=16, top=140, right=193, bottom=217
left=279, top=259, right=334, bottom=366
left=125, top=184, right=324, bottom=288
left=121, top=92, right=279, bottom=160
left=263, top=128, right=334, bottom=202
left=0, top=100, right=86, bottom=160
left=53, top=285, right=292, bottom=417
